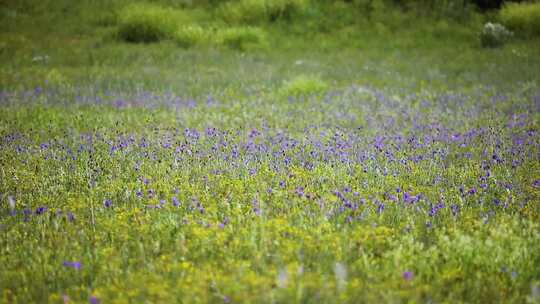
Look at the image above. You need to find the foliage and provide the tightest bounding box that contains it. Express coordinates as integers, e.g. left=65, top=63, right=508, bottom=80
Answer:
left=279, top=74, right=328, bottom=98
left=219, top=0, right=310, bottom=24
left=2, top=3, right=540, bottom=302
left=216, top=26, right=268, bottom=50
left=499, top=1, right=540, bottom=36
left=116, top=3, right=182, bottom=43
left=1, top=82, right=540, bottom=303
left=480, top=22, right=513, bottom=47
left=174, top=25, right=209, bottom=48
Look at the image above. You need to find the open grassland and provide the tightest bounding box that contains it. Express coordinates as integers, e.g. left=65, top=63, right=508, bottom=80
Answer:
left=1, top=0, right=540, bottom=303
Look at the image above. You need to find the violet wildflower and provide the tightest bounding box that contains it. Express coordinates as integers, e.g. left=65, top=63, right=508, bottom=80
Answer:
left=450, top=204, right=459, bottom=217
left=402, top=271, right=413, bottom=281
left=103, top=199, right=112, bottom=208
left=62, top=261, right=81, bottom=270
left=218, top=217, right=229, bottom=229
left=35, top=206, right=47, bottom=215
left=295, top=186, right=305, bottom=197
left=376, top=203, right=384, bottom=214
left=252, top=199, right=261, bottom=216
left=533, top=179, right=540, bottom=188
left=172, top=196, right=180, bottom=207
left=89, top=296, right=100, bottom=304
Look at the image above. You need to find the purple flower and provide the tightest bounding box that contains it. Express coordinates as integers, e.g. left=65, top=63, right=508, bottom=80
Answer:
left=89, top=296, right=100, bottom=304
left=376, top=203, right=384, bottom=214
left=533, top=179, right=540, bottom=188
left=295, top=186, right=305, bottom=197
left=63, top=261, right=81, bottom=270
left=172, top=196, right=180, bottom=207
left=252, top=199, right=261, bottom=216
left=450, top=204, right=459, bottom=217
left=402, top=271, right=413, bottom=281
left=218, top=217, right=229, bottom=229
left=103, top=199, right=112, bottom=208
left=35, top=206, right=47, bottom=215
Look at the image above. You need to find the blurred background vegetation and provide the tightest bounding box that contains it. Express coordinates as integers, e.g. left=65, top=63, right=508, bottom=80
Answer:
left=1, top=0, right=539, bottom=97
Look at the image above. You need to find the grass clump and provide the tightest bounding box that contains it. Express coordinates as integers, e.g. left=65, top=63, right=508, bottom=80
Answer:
left=479, top=22, right=513, bottom=48
left=279, top=74, right=328, bottom=98
left=116, top=3, right=181, bottom=43
left=216, top=26, right=268, bottom=51
left=220, top=0, right=309, bottom=24
left=174, top=25, right=208, bottom=48
left=499, top=2, right=540, bottom=37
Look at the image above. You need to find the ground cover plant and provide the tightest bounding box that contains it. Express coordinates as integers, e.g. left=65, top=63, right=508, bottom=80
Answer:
left=1, top=0, right=540, bottom=303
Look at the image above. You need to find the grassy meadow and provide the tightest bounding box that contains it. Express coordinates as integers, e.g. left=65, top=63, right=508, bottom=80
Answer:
left=1, top=0, right=540, bottom=303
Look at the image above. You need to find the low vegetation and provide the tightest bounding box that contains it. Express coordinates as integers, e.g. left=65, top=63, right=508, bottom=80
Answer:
left=0, top=0, right=539, bottom=303
left=499, top=1, right=540, bottom=36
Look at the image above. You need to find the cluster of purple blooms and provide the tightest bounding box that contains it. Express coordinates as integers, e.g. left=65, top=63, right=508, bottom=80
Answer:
left=2, top=88, right=539, bottom=232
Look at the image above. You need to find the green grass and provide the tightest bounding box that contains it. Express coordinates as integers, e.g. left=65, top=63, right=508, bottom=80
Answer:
left=499, top=1, right=540, bottom=37
left=1, top=1, right=540, bottom=303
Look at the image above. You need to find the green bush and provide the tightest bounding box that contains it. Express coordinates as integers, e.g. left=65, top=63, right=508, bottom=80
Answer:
left=479, top=22, right=513, bottom=48
left=174, top=25, right=208, bottom=48
left=266, top=0, right=310, bottom=21
left=216, top=27, right=268, bottom=51
left=219, top=0, right=309, bottom=24
left=499, top=2, right=540, bottom=36
left=279, top=74, right=328, bottom=98
left=117, top=3, right=181, bottom=43
left=220, top=0, right=267, bottom=24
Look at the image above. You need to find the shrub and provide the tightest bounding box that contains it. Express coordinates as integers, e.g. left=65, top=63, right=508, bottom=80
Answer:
left=266, top=0, right=310, bottom=21
left=117, top=3, right=180, bottom=43
left=499, top=2, right=540, bottom=37
left=220, top=0, right=309, bottom=24
left=220, top=0, right=267, bottom=24
left=279, top=74, right=328, bottom=98
left=174, top=25, right=208, bottom=48
left=216, top=27, right=267, bottom=51
left=480, top=22, right=513, bottom=48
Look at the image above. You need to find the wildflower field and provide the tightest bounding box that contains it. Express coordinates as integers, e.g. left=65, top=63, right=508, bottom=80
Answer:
left=1, top=0, right=540, bottom=303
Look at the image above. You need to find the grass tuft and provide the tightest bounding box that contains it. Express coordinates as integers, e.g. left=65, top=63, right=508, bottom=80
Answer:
left=216, top=26, right=268, bottom=51
left=499, top=2, right=540, bottom=37
left=116, top=3, right=182, bottom=43
left=279, top=74, right=328, bottom=98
